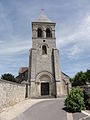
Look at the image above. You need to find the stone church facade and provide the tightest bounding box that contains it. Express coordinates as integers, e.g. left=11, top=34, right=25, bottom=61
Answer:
left=28, top=12, right=71, bottom=98
left=16, top=12, right=71, bottom=98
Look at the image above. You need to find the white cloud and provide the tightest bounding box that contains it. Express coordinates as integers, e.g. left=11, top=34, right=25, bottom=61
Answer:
left=0, top=2, right=32, bottom=56
left=0, top=37, right=32, bottom=55
left=56, top=14, right=90, bottom=58
left=0, top=40, right=3, bottom=43
left=0, top=2, right=13, bottom=33
left=67, top=45, right=83, bottom=58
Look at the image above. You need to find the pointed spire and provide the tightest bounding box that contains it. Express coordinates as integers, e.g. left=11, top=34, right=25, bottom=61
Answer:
left=34, top=10, right=53, bottom=23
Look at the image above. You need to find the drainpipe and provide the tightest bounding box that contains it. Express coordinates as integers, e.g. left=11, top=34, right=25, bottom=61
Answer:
left=21, top=81, right=30, bottom=98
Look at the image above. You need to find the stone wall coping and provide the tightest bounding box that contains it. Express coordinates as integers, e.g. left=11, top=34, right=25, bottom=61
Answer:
left=0, top=79, right=25, bottom=86
left=81, top=85, right=90, bottom=88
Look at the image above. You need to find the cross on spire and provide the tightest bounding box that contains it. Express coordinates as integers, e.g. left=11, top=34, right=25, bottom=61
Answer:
left=41, top=9, right=45, bottom=12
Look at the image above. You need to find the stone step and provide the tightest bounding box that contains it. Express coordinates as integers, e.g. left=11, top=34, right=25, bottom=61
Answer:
left=31, top=95, right=66, bottom=99
left=31, top=95, right=55, bottom=99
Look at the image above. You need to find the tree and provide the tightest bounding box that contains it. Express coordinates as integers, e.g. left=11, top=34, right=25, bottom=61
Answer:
left=65, top=87, right=86, bottom=112
left=70, top=69, right=90, bottom=86
left=72, top=71, right=86, bottom=86
left=69, top=78, right=74, bottom=84
left=86, top=69, right=90, bottom=83
left=1, top=73, right=16, bottom=82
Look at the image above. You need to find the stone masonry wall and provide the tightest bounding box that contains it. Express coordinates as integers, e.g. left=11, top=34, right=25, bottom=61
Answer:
left=0, top=79, right=26, bottom=111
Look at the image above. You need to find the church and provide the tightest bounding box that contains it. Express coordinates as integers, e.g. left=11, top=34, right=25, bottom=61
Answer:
left=16, top=12, right=71, bottom=98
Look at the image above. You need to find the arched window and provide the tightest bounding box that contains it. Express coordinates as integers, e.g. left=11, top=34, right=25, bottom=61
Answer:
left=37, top=28, right=42, bottom=38
left=46, top=28, right=52, bottom=38
left=42, top=45, right=47, bottom=55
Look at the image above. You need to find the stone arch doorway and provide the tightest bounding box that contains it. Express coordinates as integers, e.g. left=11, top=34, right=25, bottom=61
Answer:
left=35, top=71, right=56, bottom=97
left=40, top=75, right=50, bottom=96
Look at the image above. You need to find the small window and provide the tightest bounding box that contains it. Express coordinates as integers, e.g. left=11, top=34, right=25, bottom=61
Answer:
left=46, top=28, right=52, bottom=38
left=42, top=45, right=47, bottom=55
left=38, top=28, right=42, bottom=38
left=43, top=40, right=45, bottom=42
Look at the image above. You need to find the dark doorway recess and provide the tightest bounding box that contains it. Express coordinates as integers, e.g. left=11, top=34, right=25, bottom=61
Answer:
left=41, top=83, right=49, bottom=95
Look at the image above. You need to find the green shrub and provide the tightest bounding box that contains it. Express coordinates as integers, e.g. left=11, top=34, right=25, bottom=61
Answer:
left=1, top=73, right=16, bottom=82
left=65, top=87, right=86, bottom=112
left=85, top=98, right=90, bottom=110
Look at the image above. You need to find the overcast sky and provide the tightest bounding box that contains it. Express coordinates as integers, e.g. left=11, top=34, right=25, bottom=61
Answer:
left=0, top=0, right=90, bottom=77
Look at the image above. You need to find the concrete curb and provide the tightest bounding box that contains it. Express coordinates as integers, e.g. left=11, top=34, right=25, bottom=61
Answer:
left=79, top=116, right=90, bottom=120
left=81, top=110, right=90, bottom=117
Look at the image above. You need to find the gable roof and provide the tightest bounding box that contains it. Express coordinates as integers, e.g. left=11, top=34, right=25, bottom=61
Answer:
left=61, top=72, right=70, bottom=78
left=19, top=67, right=28, bottom=74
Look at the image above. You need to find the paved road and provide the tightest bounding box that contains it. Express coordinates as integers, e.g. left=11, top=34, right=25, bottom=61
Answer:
left=13, top=98, right=89, bottom=120
left=13, top=98, right=67, bottom=120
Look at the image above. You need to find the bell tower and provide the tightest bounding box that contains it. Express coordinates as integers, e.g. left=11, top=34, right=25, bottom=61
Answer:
left=29, top=12, right=64, bottom=98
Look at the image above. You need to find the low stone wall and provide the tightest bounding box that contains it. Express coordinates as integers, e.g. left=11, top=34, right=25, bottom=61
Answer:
left=0, top=79, right=26, bottom=111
